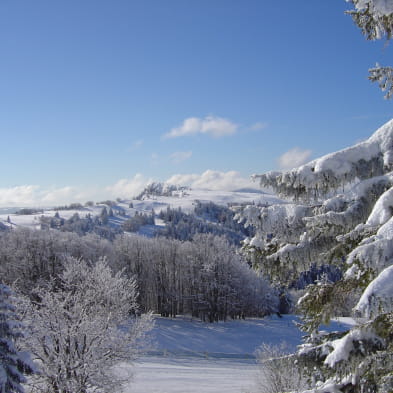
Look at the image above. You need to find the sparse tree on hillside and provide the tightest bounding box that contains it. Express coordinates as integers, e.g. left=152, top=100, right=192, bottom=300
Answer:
left=100, top=207, right=108, bottom=225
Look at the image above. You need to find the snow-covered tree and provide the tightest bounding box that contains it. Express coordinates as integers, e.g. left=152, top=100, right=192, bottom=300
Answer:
left=100, top=206, right=109, bottom=225
left=237, top=119, right=393, bottom=392
left=20, top=257, right=153, bottom=393
left=347, top=0, right=393, bottom=98
left=0, top=284, right=33, bottom=393
left=113, top=233, right=277, bottom=320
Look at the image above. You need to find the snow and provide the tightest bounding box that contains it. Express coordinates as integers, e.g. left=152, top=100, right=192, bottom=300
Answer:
left=302, top=378, right=343, bottom=393
left=240, top=203, right=309, bottom=249
left=121, top=315, right=353, bottom=393
left=324, top=328, right=379, bottom=367
left=0, top=189, right=282, bottom=231
left=255, top=119, right=393, bottom=199
left=355, top=264, right=393, bottom=318
left=148, top=315, right=304, bottom=355
left=133, top=189, right=282, bottom=214
left=344, top=205, right=393, bottom=279
left=376, top=214, right=393, bottom=238
left=366, top=186, right=393, bottom=226
left=354, top=0, right=393, bottom=16
left=127, top=357, right=256, bottom=393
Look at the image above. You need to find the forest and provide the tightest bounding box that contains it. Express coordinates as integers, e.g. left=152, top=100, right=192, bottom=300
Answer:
left=1, top=1, right=393, bottom=392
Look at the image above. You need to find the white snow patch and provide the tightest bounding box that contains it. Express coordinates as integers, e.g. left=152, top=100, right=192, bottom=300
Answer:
left=324, top=329, right=377, bottom=367
left=127, top=357, right=256, bottom=393
left=355, top=264, right=393, bottom=318
left=366, top=186, right=393, bottom=226
left=123, top=315, right=352, bottom=393
left=353, top=0, right=393, bottom=16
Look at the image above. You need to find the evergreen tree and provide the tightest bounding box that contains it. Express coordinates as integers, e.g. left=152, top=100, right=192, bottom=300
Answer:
left=238, top=120, right=393, bottom=393
left=0, top=284, right=33, bottom=393
left=347, top=0, right=393, bottom=98
left=100, top=207, right=108, bottom=225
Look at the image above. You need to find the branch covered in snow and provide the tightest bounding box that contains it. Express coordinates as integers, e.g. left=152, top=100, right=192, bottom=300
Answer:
left=239, top=119, right=393, bottom=393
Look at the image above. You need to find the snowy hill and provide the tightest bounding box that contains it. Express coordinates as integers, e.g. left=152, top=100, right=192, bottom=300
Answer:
left=0, top=187, right=282, bottom=234
left=132, top=186, right=280, bottom=214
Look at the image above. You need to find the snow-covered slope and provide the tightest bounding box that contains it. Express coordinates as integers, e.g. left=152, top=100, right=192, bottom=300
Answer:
left=0, top=188, right=282, bottom=231
left=125, top=315, right=354, bottom=393
left=132, top=188, right=281, bottom=214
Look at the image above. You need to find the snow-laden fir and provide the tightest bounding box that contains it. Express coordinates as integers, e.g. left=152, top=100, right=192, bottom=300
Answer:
left=237, top=118, right=393, bottom=393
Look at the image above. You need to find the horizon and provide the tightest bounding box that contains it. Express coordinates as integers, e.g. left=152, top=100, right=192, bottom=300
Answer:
left=1, top=0, right=392, bottom=207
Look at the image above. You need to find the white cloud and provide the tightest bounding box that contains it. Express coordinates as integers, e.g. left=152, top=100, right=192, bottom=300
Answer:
left=0, top=185, right=40, bottom=207
left=166, top=170, right=255, bottom=191
left=249, top=122, right=268, bottom=131
left=278, top=147, right=312, bottom=170
left=170, top=151, right=193, bottom=164
left=127, top=139, right=144, bottom=152
left=164, top=116, right=238, bottom=139
left=105, top=174, right=152, bottom=199
left=0, top=185, right=93, bottom=207
left=0, top=170, right=257, bottom=208
left=40, top=186, right=81, bottom=205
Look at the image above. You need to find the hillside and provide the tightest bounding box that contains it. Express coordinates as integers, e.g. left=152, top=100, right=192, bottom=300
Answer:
left=0, top=187, right=283, bottom=244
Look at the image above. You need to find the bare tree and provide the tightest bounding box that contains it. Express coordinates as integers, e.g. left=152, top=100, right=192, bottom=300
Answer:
left=19, top=257, right=153, bottom=393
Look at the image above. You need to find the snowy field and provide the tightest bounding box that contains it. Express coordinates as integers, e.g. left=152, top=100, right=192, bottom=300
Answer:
left=128, top=357, right=257, bottom=393
left=0, top=188, right=283, bottom=231
left=123, top=315, right=354, bottom=393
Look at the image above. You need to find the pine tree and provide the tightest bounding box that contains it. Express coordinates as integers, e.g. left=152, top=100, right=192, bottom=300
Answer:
left=0, top=284, right=33, bottom=393
left=347, top=0, right=393, bottom=98
left=237, top=120, right=393, bottom=393
left=100, top=206, right=108, bottom=225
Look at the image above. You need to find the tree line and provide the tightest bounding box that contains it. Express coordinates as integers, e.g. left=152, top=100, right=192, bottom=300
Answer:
left=0, top=228, right=278, bottom=322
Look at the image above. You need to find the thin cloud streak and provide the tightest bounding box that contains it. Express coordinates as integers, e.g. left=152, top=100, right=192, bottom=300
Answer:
left=170, top=151, right=193, bottom=164
left=127, top=139, right=144, bottom=152
left=164, top=116, right=238, bottom=139
left=248, top=122, right=268, bottom=132
left=278, top=147, right=312, bottom=170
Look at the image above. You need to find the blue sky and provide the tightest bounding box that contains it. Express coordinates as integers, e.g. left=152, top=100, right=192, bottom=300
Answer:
left=0, top=0, right=392, bottom=206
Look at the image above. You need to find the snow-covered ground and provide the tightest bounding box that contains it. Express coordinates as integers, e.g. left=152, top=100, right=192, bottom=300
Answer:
left=128, top=357, right=257, bottom=393
left=0, top=188, right=282, bottom=231
left=131, top=189, right=282, bottom=214
left=123, top=315, right=354, bottom=393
